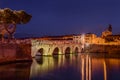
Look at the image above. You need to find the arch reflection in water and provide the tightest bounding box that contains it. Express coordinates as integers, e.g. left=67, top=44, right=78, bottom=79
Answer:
left=30, top=54, right=120, bottom=80
left=1, top=54, right=120, bottom=80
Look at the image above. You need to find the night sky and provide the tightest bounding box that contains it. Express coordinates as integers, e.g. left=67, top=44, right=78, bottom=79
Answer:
left=0, top=0, right=120, bottom=37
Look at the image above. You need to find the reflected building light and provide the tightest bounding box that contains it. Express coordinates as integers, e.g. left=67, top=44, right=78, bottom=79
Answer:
left=86, top=55, right=89, bottom=80
left=30, top=57, right=56, bottom=78
left=89, top=56, right=91, bottom=80
left=103, top=60, right=107, bottom=80
left=81, top=57, right=85, bottom=80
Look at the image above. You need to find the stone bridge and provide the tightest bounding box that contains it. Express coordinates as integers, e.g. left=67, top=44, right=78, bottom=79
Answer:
left=31, top=40, right=82, bottom=57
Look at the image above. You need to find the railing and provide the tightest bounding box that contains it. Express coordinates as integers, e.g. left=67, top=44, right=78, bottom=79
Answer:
left=31, top=39, right=81, bottom=46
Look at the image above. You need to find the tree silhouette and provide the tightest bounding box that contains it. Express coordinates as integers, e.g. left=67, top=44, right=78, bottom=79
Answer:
left=0, top=8, right=32, bottom=39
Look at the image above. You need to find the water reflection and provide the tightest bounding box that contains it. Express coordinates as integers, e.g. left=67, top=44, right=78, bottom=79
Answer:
left=30, top=54, right=120, bottom=80
left=0, top=54, right=120, bottom=80
left=0, top=62, right=31, bottom=80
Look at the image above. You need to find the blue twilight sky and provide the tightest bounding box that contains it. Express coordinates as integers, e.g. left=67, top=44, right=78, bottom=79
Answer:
left=0, top=0, right=120, bottom=37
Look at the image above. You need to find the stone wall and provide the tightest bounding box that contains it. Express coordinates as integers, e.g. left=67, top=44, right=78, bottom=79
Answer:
left=83, top=44, right=120, bottom=54
left=0, top=43, right=32, bottom=64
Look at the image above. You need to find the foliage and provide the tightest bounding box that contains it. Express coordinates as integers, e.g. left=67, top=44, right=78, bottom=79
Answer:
left=0, top=8, right=32, bottom=39
left=0, top=8, right=32, bottom=24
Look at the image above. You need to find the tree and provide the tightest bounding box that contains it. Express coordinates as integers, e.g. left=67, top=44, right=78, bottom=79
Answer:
left=0, top=8, right=32, bottom=39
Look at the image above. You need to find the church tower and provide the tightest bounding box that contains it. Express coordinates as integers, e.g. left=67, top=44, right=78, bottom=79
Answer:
left=108, top=24, right=112, bottom=32
left=101, top=24, right=112, bottom=38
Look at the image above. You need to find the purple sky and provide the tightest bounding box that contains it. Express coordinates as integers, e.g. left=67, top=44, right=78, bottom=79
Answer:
left=0, top=0, right=120, bottom=37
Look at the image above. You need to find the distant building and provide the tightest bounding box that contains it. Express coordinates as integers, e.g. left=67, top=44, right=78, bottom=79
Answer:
left=105, top=35, right=120, bottom=43
left=72, top=33, right=104, bottom=44
left=73, top=34, right=81, bottom=43
left=84, top=33, right=97, bottom=44
left=93, top=37, right=105, bottom=44
left=30, top=24, right=120, bottom=45
left=101, top=24, right=112, bottom=38
left=100, top=24, right=120, bottom=44
left=81, top=24, right=114, bottom=44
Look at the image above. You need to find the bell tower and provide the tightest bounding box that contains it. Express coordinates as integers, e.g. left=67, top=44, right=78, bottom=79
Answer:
left=101, top=24, right=112, bottom=38
left=108, top=24, right=112, bottom=32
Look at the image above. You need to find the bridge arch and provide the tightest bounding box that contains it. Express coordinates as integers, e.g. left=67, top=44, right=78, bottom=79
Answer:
left=36, top=48, right=44, bottom=56
left=74, top=47, right=79, bottom=54
left=52, top=47, right=59, bottom=55
left=65, top=47, right=71, bottom=54
left=31, top=39, right=82, bottom=57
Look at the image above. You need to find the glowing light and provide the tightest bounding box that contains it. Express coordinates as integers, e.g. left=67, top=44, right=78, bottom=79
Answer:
left=85, top=43, right=90, bottom=47
left=81, top=34, right=85, bottom=48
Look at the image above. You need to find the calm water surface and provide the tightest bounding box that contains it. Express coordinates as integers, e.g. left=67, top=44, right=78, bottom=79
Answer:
left=0, top=54, right=120, bottom=80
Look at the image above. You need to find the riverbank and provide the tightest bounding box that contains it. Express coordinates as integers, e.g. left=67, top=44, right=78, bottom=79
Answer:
left=83, top=44, right=120, bottom=54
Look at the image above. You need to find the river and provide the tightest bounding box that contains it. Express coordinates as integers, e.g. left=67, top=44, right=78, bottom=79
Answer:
left=0, top=53, right=120, bottom=80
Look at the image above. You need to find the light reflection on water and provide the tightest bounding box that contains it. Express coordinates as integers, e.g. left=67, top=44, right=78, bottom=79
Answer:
left=0, top=62, right=31, bottom=80
left=0, top=54, right=120, bottom=80
left=30, top=54, right=120, bottom=80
